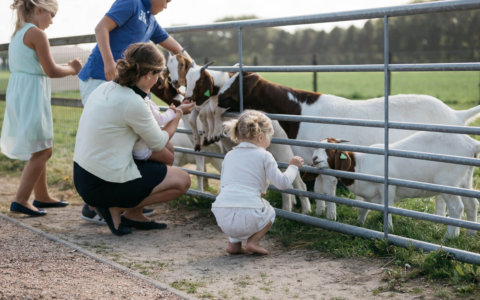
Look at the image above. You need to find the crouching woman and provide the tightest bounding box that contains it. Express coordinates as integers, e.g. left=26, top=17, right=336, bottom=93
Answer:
left=73, top=42, right=194, bottom=236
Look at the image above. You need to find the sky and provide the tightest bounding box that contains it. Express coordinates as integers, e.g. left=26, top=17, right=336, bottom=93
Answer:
left=0, top=0, right=412, bottom=45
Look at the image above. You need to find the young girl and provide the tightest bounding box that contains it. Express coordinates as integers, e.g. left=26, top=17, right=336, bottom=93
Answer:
left=212, top=110, right=304, bottom=255
left=0, top=0, right=82, bottom=216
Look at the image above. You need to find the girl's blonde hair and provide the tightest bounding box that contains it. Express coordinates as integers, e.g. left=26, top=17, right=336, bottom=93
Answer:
left=223, top=110, right=274, bottom=143
left=11, top=0, right=58, bottom=37
left=116, top=42, right=165, bottom=87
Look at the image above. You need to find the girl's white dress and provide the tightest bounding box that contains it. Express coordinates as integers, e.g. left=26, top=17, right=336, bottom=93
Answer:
left=212, top=142, right=299, bottom=243
left=1, top=23, right=52, bottom=160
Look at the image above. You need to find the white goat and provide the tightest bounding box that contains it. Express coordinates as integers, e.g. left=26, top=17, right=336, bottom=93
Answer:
left=217, top=72, right=480, bottom=219
left=311, top=134, right=480, bottom=238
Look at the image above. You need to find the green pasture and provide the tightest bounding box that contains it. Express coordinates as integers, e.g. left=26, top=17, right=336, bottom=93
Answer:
left=262, top=71, right=480, bottom=108
left=1, top=70, right=480, bottom=296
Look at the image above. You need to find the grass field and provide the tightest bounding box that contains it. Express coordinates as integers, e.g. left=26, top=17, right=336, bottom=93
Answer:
left=1, top=71, right=480, bottom=296
left=263, top=71, right=480, bottom=107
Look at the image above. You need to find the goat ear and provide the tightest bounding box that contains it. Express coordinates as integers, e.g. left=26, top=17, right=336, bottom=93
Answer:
left=334, top=151, right=352, bottom=171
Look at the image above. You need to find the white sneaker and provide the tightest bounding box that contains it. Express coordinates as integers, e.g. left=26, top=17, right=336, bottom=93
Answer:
left=81, top=204, right=106, bottom=225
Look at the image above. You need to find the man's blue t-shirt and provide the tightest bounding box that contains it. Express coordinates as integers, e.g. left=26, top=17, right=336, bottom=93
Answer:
left=79, top=0, right=169, bottom=81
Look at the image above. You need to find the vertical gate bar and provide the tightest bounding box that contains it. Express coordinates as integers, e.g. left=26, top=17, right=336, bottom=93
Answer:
left=383, top=15, right=391, bottom=238
left=237, top=27, right=244, bottom=113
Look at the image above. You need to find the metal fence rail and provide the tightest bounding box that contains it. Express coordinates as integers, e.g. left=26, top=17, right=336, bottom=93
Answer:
left=1, top=0, right=480, bottom=264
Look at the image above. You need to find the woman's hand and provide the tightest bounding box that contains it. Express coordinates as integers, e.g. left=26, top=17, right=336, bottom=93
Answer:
left=104, top=59, right=117, bottom=81
left=289, top=156, right=304, bottom=168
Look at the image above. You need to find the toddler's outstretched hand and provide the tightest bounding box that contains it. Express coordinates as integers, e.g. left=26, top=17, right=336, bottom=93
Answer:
left=178, top=102, right=195, bottom=115
left=289, top=156, right=304, bottom=168
left=68, top=58, right=83, bottom=75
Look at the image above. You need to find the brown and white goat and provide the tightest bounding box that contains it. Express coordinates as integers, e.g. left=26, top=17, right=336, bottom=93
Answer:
left=312, top=134, right=480, bottom=238
left=150, top=69, right=184, bottom=106
left=166, top=50, right=194, bottom=88
left=217, top=72, right=480, bottom=219
left=185, top=64, right=230, bottom=150
left=150, top=70, right=217, bottom=192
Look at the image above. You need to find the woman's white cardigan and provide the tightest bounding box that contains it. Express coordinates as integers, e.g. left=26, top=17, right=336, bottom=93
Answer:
left=74, top=82, right=169, bottom=183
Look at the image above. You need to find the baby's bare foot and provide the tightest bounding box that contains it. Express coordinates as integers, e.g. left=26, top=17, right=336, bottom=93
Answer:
left=245, top=243, right=269, bottom=255
left=226, top=242, right=247, bottom=254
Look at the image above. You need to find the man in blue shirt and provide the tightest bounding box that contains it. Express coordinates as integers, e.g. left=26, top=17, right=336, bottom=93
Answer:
left=78, top=0, right=189, bottom=224
left=78, top=0, right=188, bottom=105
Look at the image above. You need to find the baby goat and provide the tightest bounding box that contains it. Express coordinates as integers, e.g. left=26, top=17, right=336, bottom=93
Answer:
left=185, top=63, right=230, bottom=150
left=311, top=133, right=480, bottom=238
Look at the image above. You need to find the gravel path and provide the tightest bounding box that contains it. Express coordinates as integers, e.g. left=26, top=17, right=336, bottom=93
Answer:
left=0, top=215, right=190, bottom=300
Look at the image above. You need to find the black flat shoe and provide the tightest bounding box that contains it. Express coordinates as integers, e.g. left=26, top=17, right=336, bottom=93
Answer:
left=33, top=199, right=69, bottom=208
left=121, top=216, right=167, bottom=230
left=96, top=207, right=132, bottom=236
left=10, top=202, right=47, bottom=217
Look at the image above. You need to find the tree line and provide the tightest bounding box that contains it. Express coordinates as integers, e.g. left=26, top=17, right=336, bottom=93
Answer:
left=171, top=3, right=479, bottom=66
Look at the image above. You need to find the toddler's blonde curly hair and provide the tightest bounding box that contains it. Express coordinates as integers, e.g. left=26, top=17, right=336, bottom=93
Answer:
left=223, top=110, right=274, bottom=143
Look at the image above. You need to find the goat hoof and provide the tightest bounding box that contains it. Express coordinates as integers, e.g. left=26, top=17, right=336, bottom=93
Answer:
left=194, top=145, right=201, bottom=152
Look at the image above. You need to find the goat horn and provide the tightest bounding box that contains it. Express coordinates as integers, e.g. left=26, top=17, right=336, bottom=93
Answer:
left=337, top=139, right=350, bottom=143
left=200, top=61, right=215, bottom=71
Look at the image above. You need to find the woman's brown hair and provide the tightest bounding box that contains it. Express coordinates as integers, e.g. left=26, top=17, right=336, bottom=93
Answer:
left=116, top=42, right=165, bottom=87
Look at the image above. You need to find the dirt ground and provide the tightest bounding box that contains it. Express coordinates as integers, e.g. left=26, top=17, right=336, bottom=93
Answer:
left=0, top=174, right=454, bottom=300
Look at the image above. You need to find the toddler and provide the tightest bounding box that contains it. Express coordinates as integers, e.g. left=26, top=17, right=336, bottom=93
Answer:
left=212, top=110, right=304, bottom=255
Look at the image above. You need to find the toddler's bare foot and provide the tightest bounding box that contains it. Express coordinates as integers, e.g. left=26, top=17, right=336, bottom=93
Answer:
left=226, top=242, right=247, bottom=254
left=245, top=243, right=269, bottom=255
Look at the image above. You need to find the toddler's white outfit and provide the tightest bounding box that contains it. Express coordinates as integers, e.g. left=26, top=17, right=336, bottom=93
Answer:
left=212, top=142, right=299, bottom=243
left=132, top=98, right=176, bottom=160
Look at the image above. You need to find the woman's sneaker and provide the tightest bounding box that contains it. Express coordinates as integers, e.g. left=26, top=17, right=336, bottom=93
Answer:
left=81, top=204, right=154, bottom=225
